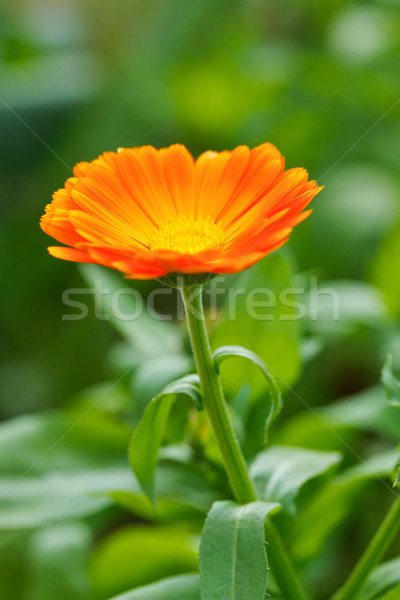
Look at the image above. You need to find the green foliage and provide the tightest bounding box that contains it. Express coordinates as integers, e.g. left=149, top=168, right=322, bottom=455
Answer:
left=377, top=584, right=400, bottom=600
left=129, top=375, right=202, bottom=502
left=200, top=500, right=280, bottom=600
left=27, top=523, right=92, bottom=600
left=90, top=525, right=198, bottom=598
left=79, top=265, right=181, bottom=358
left=370, top=223, right=400, bottom=318
left=211, top=252, right=301, bottom=396
left=213, top=345, right=282, bottom=441
left=303, top=280, right=390, bottom=339
left=359, top=557, right=400, bottom=600
left=3, top=0, right=400, bottom=598
left=250, top=445, right=341, bottom=513
left=0, top=411, right=132, bottom=529
left=279, top=386, right=400, bottom=451
left=292, top=450, right=399, bottom=563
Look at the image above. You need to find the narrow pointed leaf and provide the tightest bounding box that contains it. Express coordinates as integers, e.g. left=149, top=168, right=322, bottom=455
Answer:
left=213, top=345, right=282, bottom=441
left=359, top=557, right=400, bottom=600
left=200, top=500, right=280, bottom=600
left=129, top=375, right=201, bottom=502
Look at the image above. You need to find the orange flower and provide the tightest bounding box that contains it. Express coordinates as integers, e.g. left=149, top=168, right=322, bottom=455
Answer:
left=40, top=143, right=322, bottom=280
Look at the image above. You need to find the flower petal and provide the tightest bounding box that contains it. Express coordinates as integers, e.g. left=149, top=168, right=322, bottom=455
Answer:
left=47, top=246, right=96, bottom=263
left=159, top=144, right=196, bottom=215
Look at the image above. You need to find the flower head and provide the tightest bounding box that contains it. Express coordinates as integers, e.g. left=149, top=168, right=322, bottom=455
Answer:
left=40, top=143, right=322, bottom=280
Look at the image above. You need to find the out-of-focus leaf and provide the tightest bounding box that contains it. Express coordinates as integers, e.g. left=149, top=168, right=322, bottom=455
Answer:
left=250, top=445, right=341, bottom=513
left=110, top=453, right=217, bottom=521
left=132, top=354, right=193, bottom=415
left=211, top=252, right=301, bottom=396
left=302, top=165, right=398, bottom=277
left=371, top=222, right=400, bottom=318
left=129, top=375, right=201, bottom=502
left=303, top=280, right=389, bottom=338
left=382, top=355, right=400, bottom=406
left=78, top=264, right=182, bottom=357
left=327, top=6, right=396, bottom=64
left=69, top=380, right=131, bottom=415
left=213, top=345, right=282, bottom=442
left=279, top=386, right=400, bottom=449
left=292, top=449, right=399, bottom=562
left=155, top=462, right=217, bottom=512
left=90, top=525, right=198, bottom=598
left=0, top=407, right=214, bottom=528
left=108, top=460, right=216, bottom=522
left=0, top=411, right=134, bottom=529
left=313, top=387, right=400, bottom=441
left=359, top=557, right=400, bottom=600
left=200, top=500, right=280, bottom=600
left=27, top=523, right=92, bottom=600
left=376, top=584, right=400, bottom=599
left=107, top=574, right=200, bottom=600
left=0, top=532, right=27, bottom=600
left=1, top=51, right=101, bottom=108
left=109, top=490, right=202, bottom=523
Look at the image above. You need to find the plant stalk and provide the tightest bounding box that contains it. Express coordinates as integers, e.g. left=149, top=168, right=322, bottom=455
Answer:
left=181, top=284, right=309, bottom=600
left=333, top=491, right=400, bottom=600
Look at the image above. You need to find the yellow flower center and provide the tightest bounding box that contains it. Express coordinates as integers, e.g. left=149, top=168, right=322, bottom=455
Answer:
left=149, top=214, right=225, bottom=254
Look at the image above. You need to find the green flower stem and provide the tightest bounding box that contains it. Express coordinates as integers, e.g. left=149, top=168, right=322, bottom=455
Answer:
left=181, top=284, right=309, bottom=600
left=333, top=491, right=400, bottom=600
left=181, top=285, right=257, bottom=504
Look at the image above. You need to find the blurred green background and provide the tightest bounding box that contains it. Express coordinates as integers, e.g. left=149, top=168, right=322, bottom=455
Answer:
left=1, top=0, right=400, bottom=599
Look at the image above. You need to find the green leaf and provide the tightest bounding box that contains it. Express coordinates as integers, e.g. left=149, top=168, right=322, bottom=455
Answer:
left=78, top=264, right=182, bottom=356
left=200, top=500, right=280, bottom=600
left=279, top=386, right=400, bottom=449
left=110, top=455, right=217, bottom=519
left=359, top=557, right=400, bottom=600
left=162, top=375, right=202, bottom=411
left=376, top=584, right=400, bottom=600
left=107, top=574, right=200, bottom=600
left=27, top=523, right=92, bottom=600
left=382, top=355, right=400, bottom=406
left=307, top=166, right=398, bottom=279
left=292, top=449, right=399, bottom=562
left=250, top=445, right=341, bottom=513
left=370, top=221, right=400, bottom=318
left=156, top=461, right=217, bottom=511
left=210, top=252, right=301, bottom=396
left=0, top=409, right=216, bottom=530
left=109, top=490, right=202, bottom=522
left=132, top=354, right=193, bottom=416
left=381, top=358, right=400, bottom=488
left=213, top=345, right=282, bottom=441
left=0, top=411, right=135, bottom=529
left=303, top=280, right=389, bottom=338
left=129, top=375, right=202, bottom=502
left=90, top=526, right=198, bottom=598
left=0, top=533, right=28, bottom=600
